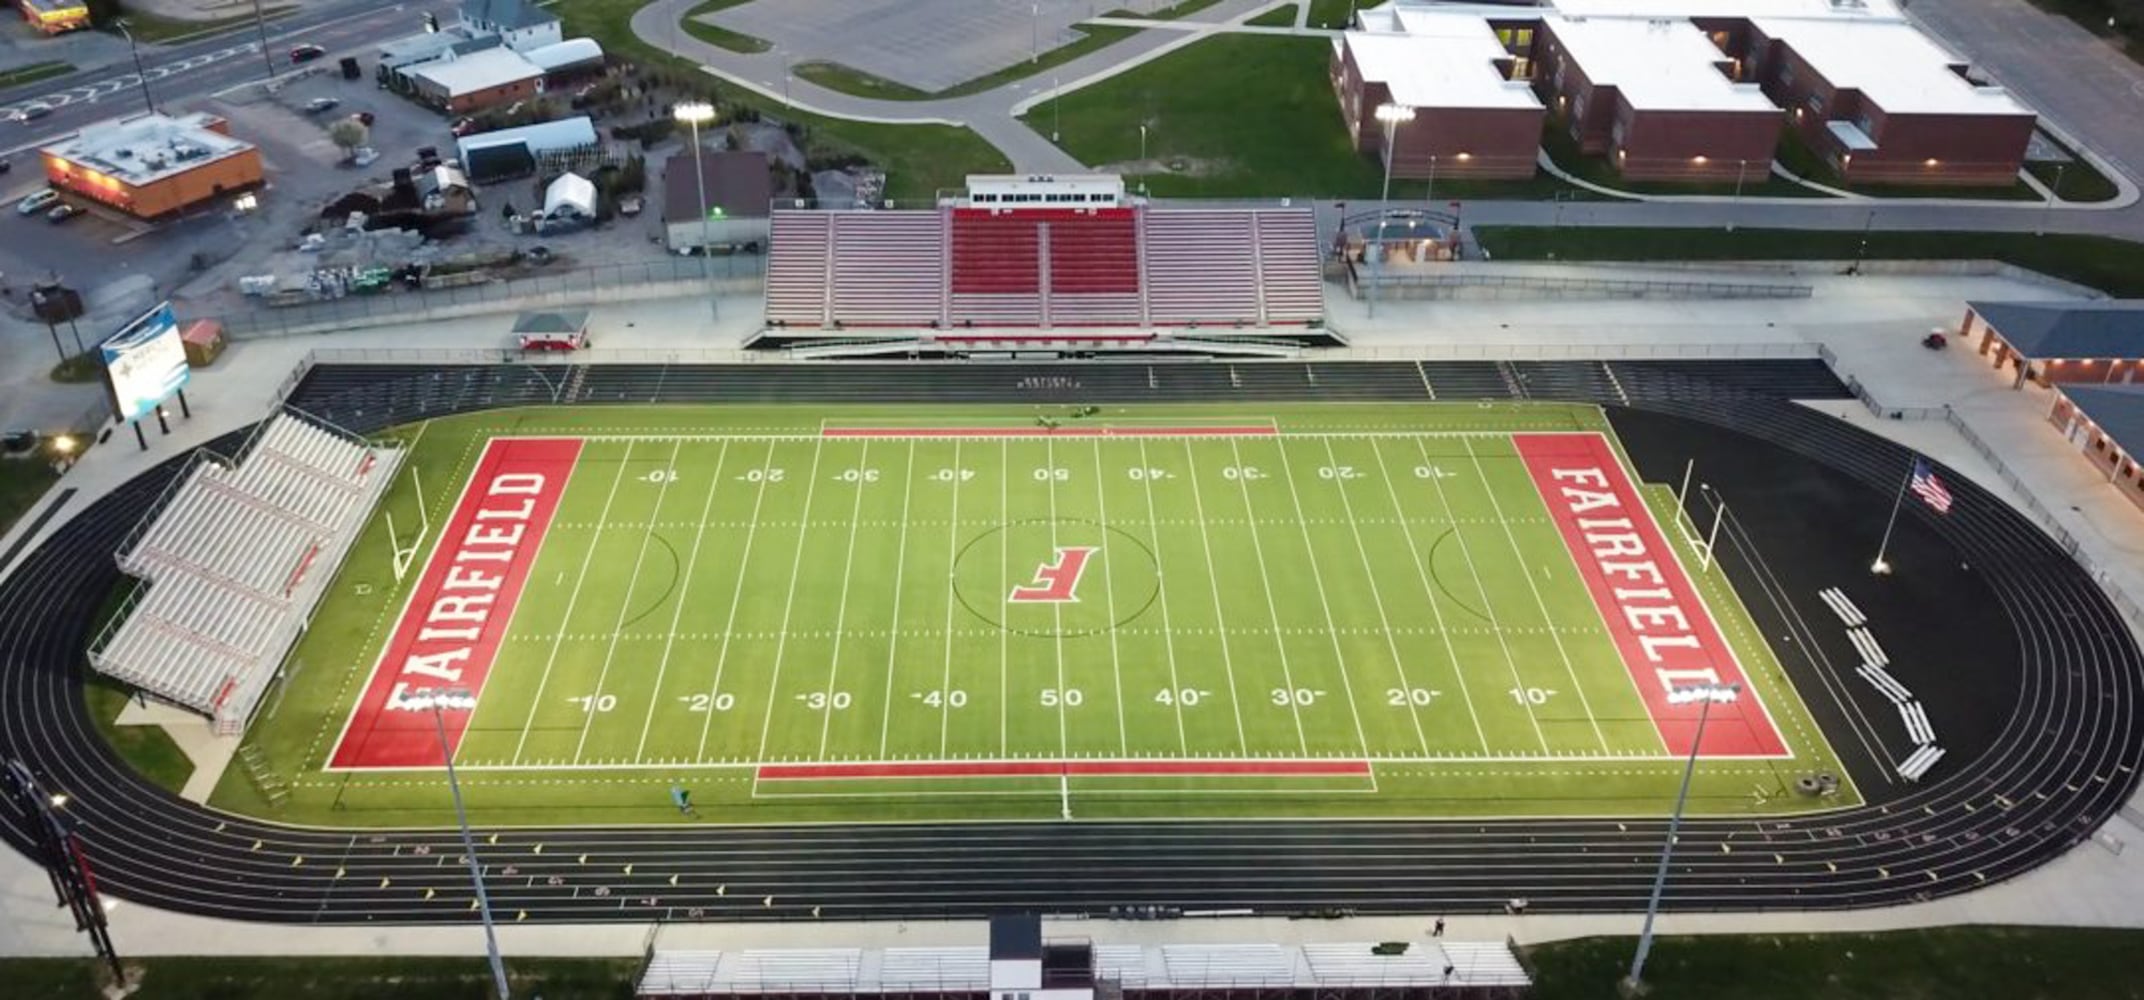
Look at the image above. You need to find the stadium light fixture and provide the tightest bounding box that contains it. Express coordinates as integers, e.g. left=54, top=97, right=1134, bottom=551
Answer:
left=1871, top=558, right=1892, bottom=575
left=52, top=435, right=75, bottom=455
left=1624, top=681, right=1740, bottom=994
left=406, top=685, right=509, bottom=1000
left=49, top=792, right=68, bottom=808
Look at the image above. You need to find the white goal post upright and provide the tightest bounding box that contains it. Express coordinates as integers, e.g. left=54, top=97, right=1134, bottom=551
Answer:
left=389, top=466, right=430, bottom=583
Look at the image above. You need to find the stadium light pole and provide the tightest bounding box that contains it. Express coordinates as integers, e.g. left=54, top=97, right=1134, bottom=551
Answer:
left=1728, top=157, right=1747, bottom=233
left=1623, top=682, right=1740, bottom=995
left=1369, top=102, right=1414, bottom=321
left=675, top=101, right=720, bottom=324
left=405, top=687, right=511, bottom=1000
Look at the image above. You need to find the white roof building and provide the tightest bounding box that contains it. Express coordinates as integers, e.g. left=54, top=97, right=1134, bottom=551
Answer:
left=1749, top=17, right=2030, bottom=116
left=406, top=46, right=543, bottom=98
left=43, top=112, right=255, bottom=187
left=1343, top=14, right=1541, bottom=110
left=1545, top=15, right=1774, bottom=112
left=524, top=37, right=604, bottom=73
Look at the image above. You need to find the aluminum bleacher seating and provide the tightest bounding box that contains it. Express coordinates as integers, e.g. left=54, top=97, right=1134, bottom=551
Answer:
left=1254, top=208, right=1324, bottom=324
left=1144, top=209, right=1262, bottom=327
left=830, top=211, right=945, bottom=328
left=91, top=410, right=403, bottom=733
left=765, top=211, right=832, bottom=328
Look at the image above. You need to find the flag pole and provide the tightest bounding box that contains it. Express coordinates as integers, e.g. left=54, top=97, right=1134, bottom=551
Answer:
left=1871, top=457, right=1916, bottom=574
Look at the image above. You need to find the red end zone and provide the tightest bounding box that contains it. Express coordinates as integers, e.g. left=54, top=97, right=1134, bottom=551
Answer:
left=328, top=438, right=582, bottom=769
left=758, top=759, right=1370, bottom=780
left=1514, top=433, right=1788, bottom=757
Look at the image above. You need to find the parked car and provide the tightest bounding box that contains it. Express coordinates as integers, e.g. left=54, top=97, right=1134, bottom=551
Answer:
left=290, top=44, right=327, bottom=64
left=303, top=97, right=341, bottom=114
left=11, top=102, right=53, bottom=124
left=449, top=117, right=478, bottom=137
left=45, top=203, right=82, bottom=224
left=16, top=189, right=59, bottom=215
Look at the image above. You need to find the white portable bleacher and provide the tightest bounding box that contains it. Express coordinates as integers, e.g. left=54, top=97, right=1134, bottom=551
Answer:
left=639, top=951, right=727, bottom=995
left=89, top=409, right=404, bottom=734
left=1898, top=743, right=1946, bottom=781
left=1159, top=944, right=1296, bottom=987
left=1436, top=942, right=1533, bottom=988
left=877, top=947, right=990, bottom=992
left=1847, top=626, right=1889, bottom=667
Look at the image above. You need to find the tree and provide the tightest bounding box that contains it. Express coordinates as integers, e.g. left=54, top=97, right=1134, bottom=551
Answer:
left=327, top=119, right=369, bottom=160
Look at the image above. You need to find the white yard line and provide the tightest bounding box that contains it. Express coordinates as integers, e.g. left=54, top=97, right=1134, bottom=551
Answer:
left=1264, top=438, right=1376, bottom=761
left=937, top=441, right=963, bottom=758
left=1369, top=437, right=1491, bottom=752
left=1091, top=440, right=1129, bottom=755
left=693, top=440, right=779, bottom=762
left=509, top=440, right=638, bottom=765
left=1316, top=438, right=1432, bottom=756
left=631, top=440, right=730, bottom=761
left=570, top=440, right=686, bottom=763
left=750, top=439, right=830, bottom=765
left=999, top=438, right=1009, bottom=757
left=1177, top=440, right=1250, bottom=753
left=875, top=440, right=919, bottom=760
left=1463, top=438, right=1613, bottom=753
left=1046, top=438, right=1070, bottom=767
left=1414, top=437, right=1551, bottom=753
left=1219, top=439, right=1309, bottom=755
left=814, top=441, right=875, bottom=760
left=1135, top=439, right=1192, bottom=753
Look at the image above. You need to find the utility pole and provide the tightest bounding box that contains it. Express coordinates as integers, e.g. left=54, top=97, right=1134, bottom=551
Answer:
left=251, top=0, right=276, bottom=80
left=116, top=20, right=154, bottom=115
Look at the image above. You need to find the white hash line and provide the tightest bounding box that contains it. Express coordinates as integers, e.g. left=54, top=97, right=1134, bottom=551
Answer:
left=1179, top=439, right=1252, bottom=752
left=1266, top=437, right=1376, bottom=762
left=572, top=439, right=685, bottom=763
left=937, top=440, right=962, bottom=758
left=1091, top=440, right=1128, bottom=756
left=1414, top=436, right=1551, bottom=753
left=510, top=439, right=637, bottom=765
left=1222, top=438, right=1309, bottom=755
left=751, top=438, right=829, bottom=766
left=1463, top=437, right=1613, bottom=753
left=694, top=440, right=778, bottom=762
left=1370, top=437, right=1490, bottom=752
left=815, top=440, right=874, bottom=760
left=877, top=439, right=917, bottom=760
left=1318, top=438, right=1431, bottom=756
left=1135, top=438, right=1191, bottom=753
left=632, top=439, right=730, bottom=761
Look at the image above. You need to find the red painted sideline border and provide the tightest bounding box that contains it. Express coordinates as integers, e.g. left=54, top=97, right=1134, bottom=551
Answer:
left=328, top=437, right=583, bottom=769
left=1513, top=432, right=1787, bottom=758
left=758, top=759, right=1371, bottom=780
left=824, top=426, right=1277, bottom=438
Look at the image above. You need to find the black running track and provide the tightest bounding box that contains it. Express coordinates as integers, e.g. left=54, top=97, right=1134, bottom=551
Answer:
left=1, top=360, right=2138, bottom=925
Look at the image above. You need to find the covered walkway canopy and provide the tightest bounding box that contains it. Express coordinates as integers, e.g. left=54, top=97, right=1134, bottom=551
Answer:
left=1964, top=299, right=2144, bottom=388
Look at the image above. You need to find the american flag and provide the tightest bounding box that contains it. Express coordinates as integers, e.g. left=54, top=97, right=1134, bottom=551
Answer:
left=1910, top=459, right=1954, bottom=514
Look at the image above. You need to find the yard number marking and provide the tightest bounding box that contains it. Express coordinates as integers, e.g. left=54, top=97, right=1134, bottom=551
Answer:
left=737, top=468, right=785, bottom=483
left=680, top=693, right=736, bottom=712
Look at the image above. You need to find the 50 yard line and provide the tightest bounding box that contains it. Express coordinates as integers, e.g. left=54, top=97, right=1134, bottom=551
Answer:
left=510, top=439, right=638, bottom=765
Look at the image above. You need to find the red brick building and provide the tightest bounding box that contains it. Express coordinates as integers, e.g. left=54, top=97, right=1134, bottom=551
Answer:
left=1964, top=300, right=2144, bottom=389
left=1533, top=15, right=1779, bottom=183
left=1331, top=11, right=1545, bottom=181
left=405, top=46, right=544, bottom=114
left=1741, top=17, right=2033, bottom=185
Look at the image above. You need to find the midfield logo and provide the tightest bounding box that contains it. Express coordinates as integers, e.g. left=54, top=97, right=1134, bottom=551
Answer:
left=1008, top=546, right=1098, bottom=603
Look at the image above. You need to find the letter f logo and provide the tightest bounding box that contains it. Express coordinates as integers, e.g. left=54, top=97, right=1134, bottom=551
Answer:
left=1009, top=546, right=1098, bottom=603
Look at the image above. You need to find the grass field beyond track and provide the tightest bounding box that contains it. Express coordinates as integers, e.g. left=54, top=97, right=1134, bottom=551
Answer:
left=214, top=403, right=1854, bottom=826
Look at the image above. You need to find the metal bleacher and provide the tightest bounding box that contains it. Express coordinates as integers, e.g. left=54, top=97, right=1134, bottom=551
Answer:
left=89, top=410, right=402, bottom=733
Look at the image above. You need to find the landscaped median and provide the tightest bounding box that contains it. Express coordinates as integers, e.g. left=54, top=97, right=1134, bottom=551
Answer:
left=1474, top=226, right=2144, bottom=298
left=0, top=61, right=73, bottom=92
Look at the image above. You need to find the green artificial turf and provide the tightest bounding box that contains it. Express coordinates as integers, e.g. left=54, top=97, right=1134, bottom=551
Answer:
left=212, top=402, right=1849, bottom=828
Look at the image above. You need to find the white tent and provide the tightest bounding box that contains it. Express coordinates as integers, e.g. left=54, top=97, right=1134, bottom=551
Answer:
left=543, top=171, right=596, bottom=219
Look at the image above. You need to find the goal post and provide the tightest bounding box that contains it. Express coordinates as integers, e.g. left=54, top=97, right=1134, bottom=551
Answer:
left=389, top=466, right=429, bottom=583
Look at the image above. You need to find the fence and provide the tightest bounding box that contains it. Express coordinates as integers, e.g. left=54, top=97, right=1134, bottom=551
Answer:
left=1347, top=270, right=1813, bottom=302
left=1336, top=341, right=1818, bottom=361
left=212, top=257, right=766, bottom=340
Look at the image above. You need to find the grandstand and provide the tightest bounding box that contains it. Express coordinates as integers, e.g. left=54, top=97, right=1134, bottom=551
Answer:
left=89, top=411, right=402, bottom=734
left=760, top=175, right=1329, bottom=348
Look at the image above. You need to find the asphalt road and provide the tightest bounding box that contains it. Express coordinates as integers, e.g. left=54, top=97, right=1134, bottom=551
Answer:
left=0, top=0, right=458, bottom=161
left=0, top=360, right=2136, bottom=926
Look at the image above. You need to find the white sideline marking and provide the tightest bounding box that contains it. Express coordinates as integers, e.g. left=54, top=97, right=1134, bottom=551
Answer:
left=510, top=439, right=638, bottom=765
left=693, top=440, right=779, bottom=763
left=572, top=440, right=685, bottom=763
left=633, top=440, right=730, bottom=760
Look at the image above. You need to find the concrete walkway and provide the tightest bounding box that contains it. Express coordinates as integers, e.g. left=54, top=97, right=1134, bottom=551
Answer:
left=6, top=268, right=2144, bottom=960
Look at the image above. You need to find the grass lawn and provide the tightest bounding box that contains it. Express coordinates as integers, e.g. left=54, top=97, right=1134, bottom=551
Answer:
left=1525, top=927, right=2144, bottom=1000
left=49, top=353, right=102, bottom=384
left=1305, top=0, right=1357, bottom=28
left=2024, top=128, right=2124, bottom=203
left=1247, top=3, right=1299, bottom=26
left=1023, top=34, right=1571, bottom=198
left=115, top=5, right=294, bottom=44
left=0, top=956, right=641, bottom=1000
left=680, top=0, right=771, bottom=54
left=0, top=60, right=73, bottom=91
left=1474, top=225, right=2144, bottom=297
left=1539, top=118, right=1829, bottom=199
left=1106, top=0, right=1225, bottom=18
left=552, top=0, right=1009, bottom=201
left=793, top=24, right=1143, bottom=101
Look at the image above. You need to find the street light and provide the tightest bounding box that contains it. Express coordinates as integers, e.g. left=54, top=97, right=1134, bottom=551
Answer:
left=114, top=20, right=155, bottom=115
left=251, top=0, right=276, bottom=80
left=1728, top=157, right=1748, bottom=233
left=402, top=686, right=510, bottom=1000
left=1623, top=682, right=1741, bottom=994
left=1032, top=3, right=1041, bottom=64
left=1138, top=123, right=1149, bottom=194
left=674, top=101, right=721, bottom=324
left=2037, top=162, right=2066, bottom=236
left=1369, top=102, right=1414, bottom=320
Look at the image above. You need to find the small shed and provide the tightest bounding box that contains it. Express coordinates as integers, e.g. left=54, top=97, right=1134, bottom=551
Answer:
left=512, top=309, right=589, bottom=350
left=544, top=171, right=597, bottom=220
left=180, top=319, right=225, bottom=366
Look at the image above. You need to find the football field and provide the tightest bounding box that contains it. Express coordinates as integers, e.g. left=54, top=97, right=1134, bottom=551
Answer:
left=237, top=403, right=1853, bottom=824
